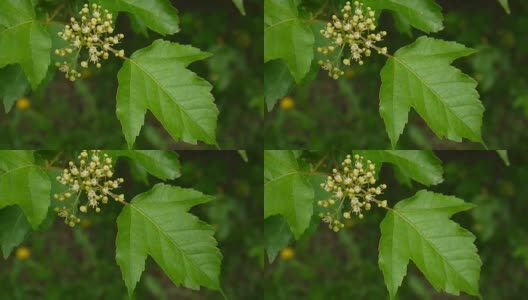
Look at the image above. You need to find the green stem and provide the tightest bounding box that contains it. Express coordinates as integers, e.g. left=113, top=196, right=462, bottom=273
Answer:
left=47, top=151, right=64, bottom=168
left=219, top=289, right=229, bottom=300
left=328, top=42, right=347, bottom=70
left=359, top=36, right=392, bottom=58
left=48, top=2, right=65, bottom=21
left=311, top=153, right=328, bottom=173
left=38, top=21, right=67, bottom=26
left=70, top=191, right=82, bottom=211
left=334, top=194, right=346, bottom=218
left=311, top=0, right=329, bottom=20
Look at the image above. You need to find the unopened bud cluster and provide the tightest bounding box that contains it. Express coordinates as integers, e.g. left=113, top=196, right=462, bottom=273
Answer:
left=318, top=154, right=388, bottom=232
left=317, top=1, right=387, bottom=79
left=54, top=150, right=125, bottom=227
left=55, top=3, right=125, bottom=81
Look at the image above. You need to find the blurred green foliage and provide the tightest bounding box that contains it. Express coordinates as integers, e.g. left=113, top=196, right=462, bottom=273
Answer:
left=265, top=0, right=528, bottom=149
left=265, top=151, right=528, bottom=299
left=0, top=151, right=263, bottom=300
left=0, top=0, right=263, bottom=150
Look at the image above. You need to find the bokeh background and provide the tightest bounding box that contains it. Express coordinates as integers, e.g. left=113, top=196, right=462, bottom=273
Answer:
left=264, top=0, right=528, bottom=149
left=265, top=151, right=528, bottom=299
left=0, top=0, right=263, bottom=150
left=0, top=151, right=263, bottom=300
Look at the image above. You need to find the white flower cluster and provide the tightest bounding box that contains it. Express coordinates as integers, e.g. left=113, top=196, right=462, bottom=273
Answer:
left=318, top=154, right=388, bottom=232
left=54, top=150, right=125, bottom=227
left=317, top=1, right=387, bottom=79
left=55, top=3, right=125, bottom=81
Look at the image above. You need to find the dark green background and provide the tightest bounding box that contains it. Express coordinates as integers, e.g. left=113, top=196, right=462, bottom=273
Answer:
left=0, top=151, right=263, bottom=300
left=265, top=151, right=528, bottom=299
left=0, top=0, right=263, bottom=150
left=265, top=0, right=528, bottom=150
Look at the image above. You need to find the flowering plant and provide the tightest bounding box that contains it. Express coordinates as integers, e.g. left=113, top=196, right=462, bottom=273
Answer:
left=55, top=4, right=125, bottom=81
left=317, top=1, right=387, bottom=79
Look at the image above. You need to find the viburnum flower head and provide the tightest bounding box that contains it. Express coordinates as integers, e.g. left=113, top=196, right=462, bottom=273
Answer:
left=318, top=154, right=388, bottom=232
left=54, top=150, right=125, bottom=227
left=55, top=3, right=125, bottom=81
left=317, top=1, right=388, bottom=79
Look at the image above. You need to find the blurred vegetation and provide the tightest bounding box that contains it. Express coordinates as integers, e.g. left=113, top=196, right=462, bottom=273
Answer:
left=265, top=151, right=528, bottom=299
left=0, top=0, right=263, bottom=150
left=0, top=150, right=263, bottom=300
left=265, top=0, right=528, bottom=149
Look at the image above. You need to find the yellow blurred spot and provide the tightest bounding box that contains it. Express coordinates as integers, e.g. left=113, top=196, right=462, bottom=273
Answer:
left=16, top=97, right=30, bottom=110
left=81, top=69, right=92, bottom=79
left=280, top=247, right=294, bottom=260
left=234, top=30, right=251, bottom=49
left=280, top=96, right=295, bottom=110
left=209, top=73, right=220, bottom=82
left=498, top=30, right=515, bottom=48
left=344, top=69, right=355, bottom=79
left=81, top=219, right=92, bottom=229
left=344, top=219, right=355, bottom=228
left=500, top=180, right=515, bottom=197
left=217, top=185, right=225, bottom=195
left=15, top=247, right=31, bottom=260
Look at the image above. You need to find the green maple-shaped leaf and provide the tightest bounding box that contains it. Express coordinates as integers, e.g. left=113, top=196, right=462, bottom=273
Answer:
left=0, top=64, right=29, bottom=112
left=496, top=150, right=510, bottom=166
left=264, top=150, right=314, bottom=239
left=0, top=206, right=32, bottom=259
left=355, top=150, right=443, bottom=186
left=498, top=0, right=510, bottom=14
left=264, top=0, right=314, bottom=83
left=379, top=190, right=481, bottom=299
left=264, top=215, right=293, bottom=263
left=0, top=151, right=51, bottom=229
left=97, top=0, right=179, bottom=35
left=364, top=0, right=443, bottom=33
left=106, top=150, right=181, bottom=180
left=380, top=36, right=484, bottom=148
left=116, top=40, right=218, bottom=147
left=116, top=183, right=221, bottom=296
left=232, top=0, right=246, bottom=16
left=264, top=60, right=294, bottom=111
left=0, top=0, right=51, bottom=89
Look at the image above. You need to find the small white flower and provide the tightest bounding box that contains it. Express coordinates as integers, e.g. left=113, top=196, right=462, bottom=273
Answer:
left=59, top=64, right=69, bottom=73
left=88, top=197, right=98, bottom=208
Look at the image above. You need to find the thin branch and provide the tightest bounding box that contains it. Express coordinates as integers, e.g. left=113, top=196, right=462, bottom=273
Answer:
left=38, top=21, right=67, bottom=26
left=107, top=46, right=129, bottom=60
left=312, top=153, right=328, bottom=173
left=48, top=3, right=65, bottom=21
left=43, top=166, right=63, bottom=171
left=115, top=198, right=129, bottom=206
left=47, top=151, right=64, bottom=168
left=311, top=0, right=329, bottom=21
left=360, top=36, right=393, bottom=58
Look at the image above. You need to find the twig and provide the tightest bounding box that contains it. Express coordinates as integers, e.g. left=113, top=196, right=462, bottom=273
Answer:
left=48, top=2, right=65, bottom=21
